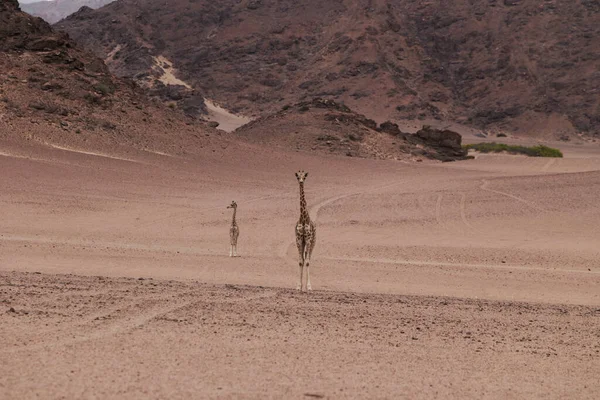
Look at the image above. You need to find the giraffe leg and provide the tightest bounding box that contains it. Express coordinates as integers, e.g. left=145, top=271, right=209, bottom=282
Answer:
left=229, top=244, right=233, bottom=257
left=305, top=249, right=312, bottom=291
left=297, top=253, right=304, bottom=291
left=305, top=230, right=315, bottom=291
left=234, top=244, right=238, bottom=257
left=295, top=231, right=304, bottom=291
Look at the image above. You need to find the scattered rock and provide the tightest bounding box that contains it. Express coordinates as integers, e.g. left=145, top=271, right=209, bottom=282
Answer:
left=41, top=81, right=62, bottom=91
left=247, top=0, right=262, bottom=10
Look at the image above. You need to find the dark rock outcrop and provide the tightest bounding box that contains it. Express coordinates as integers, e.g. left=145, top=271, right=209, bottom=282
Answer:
left=408, top=126, right=470, bottom=162
left=377, top=121, right=407, bottom=139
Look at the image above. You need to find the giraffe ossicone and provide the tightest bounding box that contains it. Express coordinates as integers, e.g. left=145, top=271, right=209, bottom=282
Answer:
left=227, top=200, right=239, bottom=257
left=295, top=170, right=317, bottom=291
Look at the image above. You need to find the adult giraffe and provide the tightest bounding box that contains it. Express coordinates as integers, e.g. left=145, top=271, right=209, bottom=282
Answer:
left=294, top=171, right=316, bottom=291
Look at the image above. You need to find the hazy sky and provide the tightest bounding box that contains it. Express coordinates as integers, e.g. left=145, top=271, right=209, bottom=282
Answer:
left=18, top=0, right=53, bottom=4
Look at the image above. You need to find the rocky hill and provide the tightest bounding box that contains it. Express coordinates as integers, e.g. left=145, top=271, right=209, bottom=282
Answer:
left=1, top=0, right=217, bottom=156
left=54, top=0, right=600, bottom=139
left=235, top=98, right=470, bottom=162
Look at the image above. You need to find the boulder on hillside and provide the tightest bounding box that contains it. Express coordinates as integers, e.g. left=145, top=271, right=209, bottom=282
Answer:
left=408, top=126, right=470, bottom=161
left=377, top=121, right=408, bottom=139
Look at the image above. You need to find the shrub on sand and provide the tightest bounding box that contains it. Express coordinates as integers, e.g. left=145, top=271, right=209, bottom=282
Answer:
left=463, top=142, right=563, bottom=158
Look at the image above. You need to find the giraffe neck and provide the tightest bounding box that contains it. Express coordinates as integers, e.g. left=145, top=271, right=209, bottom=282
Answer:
left=231, top=207, right=237, bottom=226
left=299, top=182, right=309, bottom=222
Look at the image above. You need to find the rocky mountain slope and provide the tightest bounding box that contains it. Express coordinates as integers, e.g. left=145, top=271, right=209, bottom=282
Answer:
left=55, top=0, right=600, bottom=139
left=20, top=0, right=114, bottom=24
left=1, top=0, right=461, bottom=163
left=1, top=0, right=217, bottom=156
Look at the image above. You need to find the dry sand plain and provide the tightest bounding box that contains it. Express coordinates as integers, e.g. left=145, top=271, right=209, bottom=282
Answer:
left=1, top=137, right=599, bottom=399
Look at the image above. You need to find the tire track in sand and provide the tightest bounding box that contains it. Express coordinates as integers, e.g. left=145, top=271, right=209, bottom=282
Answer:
left=542, top=158, right=556, bottom=173
left=435, top=194, right=444, bottom=225
left=460, top=192, right=475, bottom=230
left=458, top=192, right=493, bottom=239
left=480, top=179, right=545, bottom=212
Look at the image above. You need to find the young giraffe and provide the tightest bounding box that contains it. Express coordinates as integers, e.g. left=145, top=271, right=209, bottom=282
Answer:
left=227, top=200, right=239, bottom=257
left=295, top=171, right=317, bottom=291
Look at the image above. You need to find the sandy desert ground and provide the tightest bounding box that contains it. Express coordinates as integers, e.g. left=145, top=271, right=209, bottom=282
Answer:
left=1, top=135, right=599, bottom=399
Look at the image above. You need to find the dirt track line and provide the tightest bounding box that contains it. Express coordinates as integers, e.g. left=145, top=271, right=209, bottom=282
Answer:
left=435, top=194, right=443, bottom=225
left=0, top=150, right=102, bottom=169
left=459, top=193, right=474, bottom=231
left=459, top=192, right=494, bottom=239
left=480, top=179, right=545, bottom=211
left=0, top=151, right=30, bottom=159
left=322, top=256, right=599, bottom=275
left=143, top=149, right=179, bottom=158
left=542, top=158, right=557, bottom=172
left=47, top=144, right=146, bottom=164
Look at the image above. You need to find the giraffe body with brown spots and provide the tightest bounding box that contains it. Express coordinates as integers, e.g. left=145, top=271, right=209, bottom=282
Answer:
left=295, top=171, right=316, bottom=291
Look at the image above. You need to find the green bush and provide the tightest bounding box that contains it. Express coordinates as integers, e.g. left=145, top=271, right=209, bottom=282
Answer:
left=463, top=142, right=563, bottom=158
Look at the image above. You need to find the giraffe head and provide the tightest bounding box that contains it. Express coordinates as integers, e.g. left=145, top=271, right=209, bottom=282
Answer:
left=227, top=200, right=237, bottom=209
left=295, top=170, right=308, bottom=183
